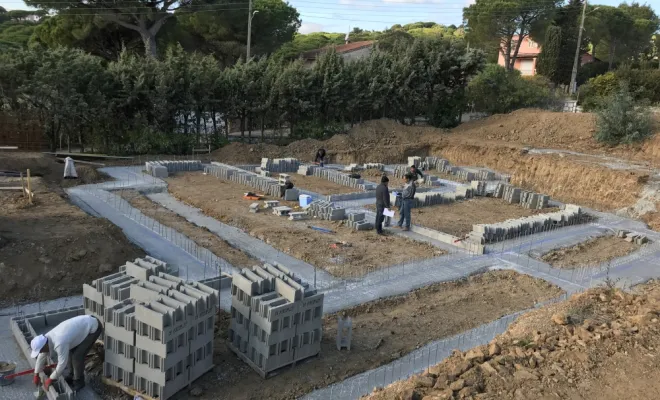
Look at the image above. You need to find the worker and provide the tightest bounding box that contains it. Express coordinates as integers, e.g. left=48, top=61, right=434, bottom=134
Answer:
left=280, top=177, right=294, bottom=198
left=410, top=165, right=424, bottom=185
left=375, top=175, right=391, bottom=235
left=30, top=315, right=102, bottom=392
left=315, top=148, right=327, bottom=167
left=396, top=173, right=416, bottom=231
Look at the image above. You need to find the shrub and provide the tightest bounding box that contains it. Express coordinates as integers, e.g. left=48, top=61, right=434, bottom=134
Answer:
left=467, top=64, right=558, bottom=114
left=595, top=83, right=653, bottom=145
left=579, top=68, right=660, bottom=110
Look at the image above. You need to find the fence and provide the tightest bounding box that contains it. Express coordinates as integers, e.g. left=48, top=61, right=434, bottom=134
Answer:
left=0, top=113, right=47, bottom=151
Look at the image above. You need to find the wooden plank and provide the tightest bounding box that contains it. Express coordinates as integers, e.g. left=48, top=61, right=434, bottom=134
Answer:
left=101, top=377, right=157, bottom=400
left=0, top=187, right=24, bottom=190
left=0, top=146, right=19, bottom=150
left=56, top=157, right=106, bottom=167
left=43, top=152, right=133, bottom=160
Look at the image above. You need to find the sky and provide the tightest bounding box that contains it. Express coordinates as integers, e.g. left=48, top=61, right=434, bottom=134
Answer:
left=2, top=0, right=658, bottom=34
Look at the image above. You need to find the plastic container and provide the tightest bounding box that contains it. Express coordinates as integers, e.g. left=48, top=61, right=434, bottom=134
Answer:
left=0, top=362, right=17, bottom=386
left=299, top=194, right=312, bottom=208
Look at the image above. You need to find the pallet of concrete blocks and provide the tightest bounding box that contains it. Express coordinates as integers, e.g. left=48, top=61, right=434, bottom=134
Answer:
left=471, top=181, right=487, bottom=196
left=468, top=205, right=586, bottom=244
left=306, top=200, right=346, bottom=220
left=261, top=158, right=300, bottom=173
left=297, top=164, right=318, bottom=176
left=228, top=263, right=324, bottom=378
left=345, top=212, right=373, bottom=231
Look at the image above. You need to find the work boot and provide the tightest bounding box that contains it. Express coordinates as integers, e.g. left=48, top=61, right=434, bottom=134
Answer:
left=72, top=379, right=85, bottom=391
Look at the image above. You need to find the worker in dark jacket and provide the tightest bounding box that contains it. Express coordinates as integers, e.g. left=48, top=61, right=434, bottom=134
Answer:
left=397, top=173, right=416, bottom=231
left=410, top=165, right=424, bottom=185
left=375, top=175, right=391, bottom=235
left=315, top=148, right=327, bottom=167
left=280, top=178, right=294, bottom=198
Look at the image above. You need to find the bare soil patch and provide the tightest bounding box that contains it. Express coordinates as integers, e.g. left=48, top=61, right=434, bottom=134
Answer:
left=540, top=235, right=640, bottom=269
left=118, top=190, right=258, bottom=269
left=193, top=270, right=561, bottom=400
left=0, top=177, right=144, bottom=307
left=166, top=173, right=441, bottom=278
left=370, top=197, right=558, bottom=238
left=287, top=173, right=359, bottom=195
left=365, top=280, right=660, bottom=400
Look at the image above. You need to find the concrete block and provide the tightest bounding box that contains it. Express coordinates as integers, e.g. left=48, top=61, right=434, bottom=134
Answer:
left=284, top=188, right=299, bottom=201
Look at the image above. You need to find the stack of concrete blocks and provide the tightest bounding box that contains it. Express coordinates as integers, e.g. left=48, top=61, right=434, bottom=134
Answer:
left=206, top=163, right=282, bottom=197
left=228, top=263, right=324, bottom=378
left=343, top=163, right=362, bottom=172
left=264, top=200, right=280, bottom=209
left=272, top=206, right=292, bottom=217
left=520, top=191, right=549, bottom=209
left=345, top=212, right=374, bottom=231
left=306, top=200, right=346, bottom=220
left=311, top=167, right=376, bottom=191
left=260, top=170, right=272, bottom=178
left=471, top=181, right=487, bottom=197
left=261, top=158, right=300, bottom=173
left=336, top=316, right=352, bottom=351
left=468, top=204, right=587, bottom=244
left=297, top=164, right=319, bottom=176
left=289, top=212, right=309, bottom=221
left=408, top=156, right=422, bottom=167
left=83, top=256, right=219, bottom=400
left=10, top=306, right=86, bottom=400
left=249, top=203, right=260, bottom=213
left=494, top=183, right=549, bottom=209
left=363, top=163, right=385, bottom=171
left=617, top=230, right=649, bottom=245
left=145, top=160, right=203, bottom=177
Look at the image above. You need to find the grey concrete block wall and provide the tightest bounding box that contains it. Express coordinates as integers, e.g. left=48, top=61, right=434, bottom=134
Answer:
left=310, top=167, right=376, bottom=191
left=145, top=160, right=202, bottom=177
left=261, top=158, right=300, bottom=173
left=494, top=183, right=550, bottom=209
left=468, top=205, right=587, bottom=244
left=206, top=163, right=282, bottom=197
left=228, top=263, right=324, bottom=378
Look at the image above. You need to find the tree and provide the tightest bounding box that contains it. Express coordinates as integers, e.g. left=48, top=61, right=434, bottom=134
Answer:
left=0, top=9, right=45, bottom=51
left=595, top=82, right=652, bottom=145
left=536, top=25, right=561, bottom=83
left=31, top=15, right=143, bottom=60
left=464, top=0, right=560, bottom=71
left=24, top=0, right=194, bottom=56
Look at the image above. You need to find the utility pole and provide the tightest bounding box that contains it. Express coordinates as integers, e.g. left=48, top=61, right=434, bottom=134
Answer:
left=246, top=0, right=257, bottom=60
left=569, top=0, right=588, bottom=95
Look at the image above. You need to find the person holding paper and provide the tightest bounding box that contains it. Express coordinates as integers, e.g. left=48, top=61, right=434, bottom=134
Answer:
left=375, top=175, right=391, bottom=235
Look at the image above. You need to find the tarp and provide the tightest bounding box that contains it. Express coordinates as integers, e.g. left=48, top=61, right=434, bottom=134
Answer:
left=64, top=157, right=78, bottom=179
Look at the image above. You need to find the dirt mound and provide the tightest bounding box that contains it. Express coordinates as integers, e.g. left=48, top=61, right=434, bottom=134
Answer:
left=449, top=109, right=600, bottom=151
left=365, top=283, right=660, bottom=400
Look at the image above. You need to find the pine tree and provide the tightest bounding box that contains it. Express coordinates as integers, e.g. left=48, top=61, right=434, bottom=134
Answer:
left=537, top=25, right=562, bottom=83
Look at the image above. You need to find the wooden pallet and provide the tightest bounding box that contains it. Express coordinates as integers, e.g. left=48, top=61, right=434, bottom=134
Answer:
left=101, top=377, right=157, bottom=400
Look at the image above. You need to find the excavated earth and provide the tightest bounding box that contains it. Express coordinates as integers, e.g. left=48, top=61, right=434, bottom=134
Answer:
left=363, top=281, right=660, bottom=400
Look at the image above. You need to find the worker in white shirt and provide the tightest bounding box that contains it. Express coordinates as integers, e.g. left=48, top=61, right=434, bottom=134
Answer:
left=30, top=315, right=102, bottom=392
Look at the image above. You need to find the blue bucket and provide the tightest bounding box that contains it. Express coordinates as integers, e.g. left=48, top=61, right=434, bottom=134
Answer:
left=0, top=362, right=17, bottom=386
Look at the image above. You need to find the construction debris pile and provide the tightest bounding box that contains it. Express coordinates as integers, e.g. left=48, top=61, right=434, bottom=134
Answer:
left=146, top=160, right=203, bottom=178
left=469, top=205, right=587, bottom=245
left=228, top=263, right=324, bottom=378
left=83, top=256, right=228, bottom=400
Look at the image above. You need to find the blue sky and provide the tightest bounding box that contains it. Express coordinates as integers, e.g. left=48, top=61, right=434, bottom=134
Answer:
left=2, top=0, right=658, bottom=34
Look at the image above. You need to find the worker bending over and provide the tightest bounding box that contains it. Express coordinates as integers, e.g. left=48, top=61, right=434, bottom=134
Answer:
left=31, top=315, right=103, bottom=392
left=410, top=165, right=424, bottom=185
left=280, top=177, right=294, bottom=198
left=315, top=148, right=326, bottom=167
